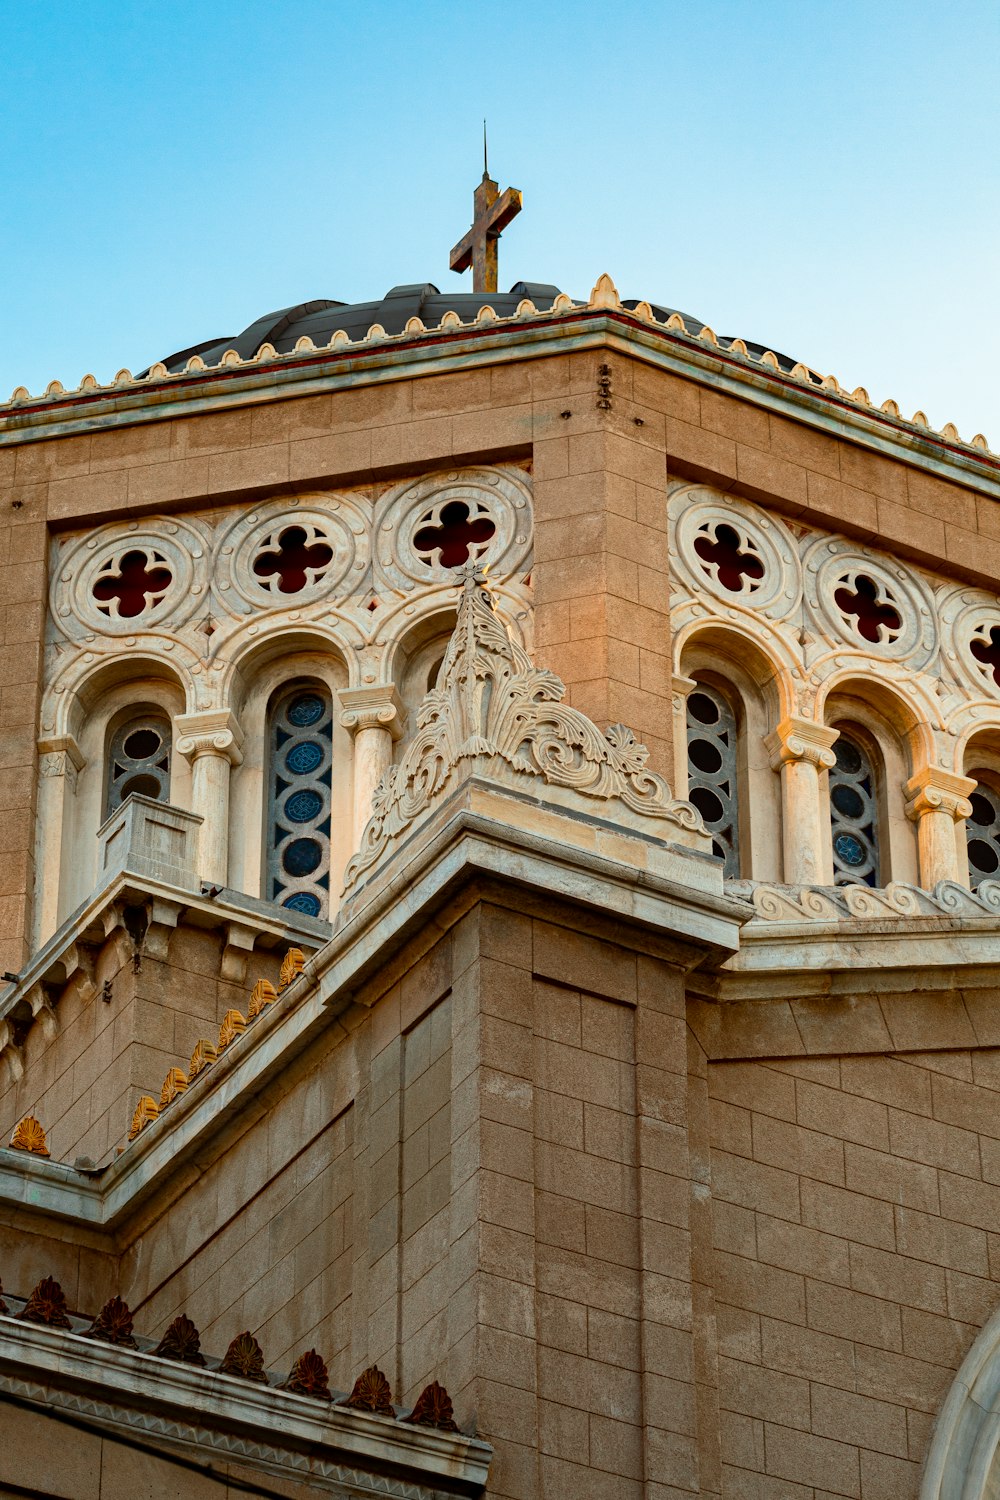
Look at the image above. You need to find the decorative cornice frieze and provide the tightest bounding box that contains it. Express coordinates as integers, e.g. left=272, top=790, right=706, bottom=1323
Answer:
left=344, top=570, right=705, bottom=891
left=338, top=685, right=406, bottom=739
left=904, top=766, right=976, bottom=823
left=734, top=877, right=1000, bottom=924
left=175, top=709, right=244, bottom=766
left=765, top=716, right=839, bottom=773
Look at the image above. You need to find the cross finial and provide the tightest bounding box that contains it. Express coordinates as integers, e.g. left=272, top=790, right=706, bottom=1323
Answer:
left=449, top=147, right=522, bottom=297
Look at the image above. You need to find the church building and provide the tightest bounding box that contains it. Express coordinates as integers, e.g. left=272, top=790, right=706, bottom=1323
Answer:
left=1, top=172, right=999, bottom=1499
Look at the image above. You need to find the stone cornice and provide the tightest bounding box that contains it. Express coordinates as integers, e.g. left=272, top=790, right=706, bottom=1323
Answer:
left=0, top=1316, right=491, bottom=1498
left=2, top=307, right=997, bottom=503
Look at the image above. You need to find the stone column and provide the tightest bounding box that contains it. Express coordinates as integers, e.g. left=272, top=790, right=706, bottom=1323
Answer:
left=175, top=710, right=243, bottom=888
left=765, top=716, right=840, bottom=886
left=34, top=734, right=85, bottom=946
left=904, top=766, right=976, bottom=888
left=338, top=686, right=405, bottom=846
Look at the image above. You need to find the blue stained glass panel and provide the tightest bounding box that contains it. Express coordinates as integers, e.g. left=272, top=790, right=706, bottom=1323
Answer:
left=286, top=741, right=323, bottom=775
left=287, top=694, right=325, bottom=727
left=286, top=788, right=323, bottom=823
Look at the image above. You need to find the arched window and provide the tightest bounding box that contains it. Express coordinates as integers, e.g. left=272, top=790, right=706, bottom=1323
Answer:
left=105, top=714, right=171, bottom=815
left=266, top=683, right=333, bottom=918
left=966, top=779, right=1000, bottom=888
left=829, top=733, right=880, bottom=886
left=686, top=685, right=741, bottom=878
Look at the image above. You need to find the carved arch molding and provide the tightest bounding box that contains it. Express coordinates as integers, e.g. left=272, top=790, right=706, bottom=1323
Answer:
left=921, top=1301, right=1000, bottom=1499
left=42, top=466, right=534, bottom=725
left=669, top=479, right=1000, bottom=770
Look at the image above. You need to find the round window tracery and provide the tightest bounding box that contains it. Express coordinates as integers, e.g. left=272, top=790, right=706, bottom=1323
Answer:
left=833, top=572, right=902, bottom=646
left=692, top=522, right=765, bottom=595
left=829, top=734, right=880, bottom=886
left=966, top=782, right=1000, bottom=888
left=252, top=525, right=335, bottom=595
left=413, top=500, right=497, bottom=569
left=92, top=548, right=173, bottom=620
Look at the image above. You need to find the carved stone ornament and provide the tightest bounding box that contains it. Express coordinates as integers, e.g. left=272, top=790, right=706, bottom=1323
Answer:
left=188, top=1039, right=218, bottom=1079
left=85, top=1296, right=137, bottom=1348
left=278, top=948, right=305, bottom=991
left=404, top=1381, right=458, bottom=1431
left=344, top=570, right=704, bottom=890
left=282, top=1348, right=332, bottom=1400
left=218, top=1008, right=246, bottom=1049
left=740, top=878, right=1000, bottom=923
left=159, top=1067, right=188, bottom=1107
left=248, top=978, right=277, bottom=1019
left=9, top=1115, right=50, bottom=1157
left=128, top=1095, right=159, bottom=1141
left=220, top=1330, right=267, bottom=1382
left=19, top=1276, right=72, bottom=1329
left=153, top=1313, right=205, bottom=1365
left=340, top=1365, right=394, bottom=1415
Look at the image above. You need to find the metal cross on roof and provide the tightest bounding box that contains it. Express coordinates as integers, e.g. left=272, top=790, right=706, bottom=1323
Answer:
left=449, top=161, right=522, bottom=296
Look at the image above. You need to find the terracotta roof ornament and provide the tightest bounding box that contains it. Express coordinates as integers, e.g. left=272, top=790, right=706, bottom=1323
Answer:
left=217, top=1008, right=246, bottom=1049
left=404, top=1381, right=459, bottom=1431
left=9, top=1115, right=50, bottom=1156
left=282, top=1348, right=332, bottom=1400
left=220, top=1330, right=267, bottom=1382
left=153, top=1313, right=206, bottom=1365
left=340, top=1365, right=394, bottom=1415
left=19, top=1276, right=71, bottom=1329
left=85, top=1296, right=137, bottom=1348
left=128, top=1095, right=159, bottom=1141
left=247, top=978, right=277, bottom=1019
left=277, top=948, right=305, bottom=991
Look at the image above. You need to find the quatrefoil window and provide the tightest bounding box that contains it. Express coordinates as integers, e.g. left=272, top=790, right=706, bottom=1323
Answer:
left=252, top=526, right=334, bottom=594
left=971, top=626, right=1000, bottom=687
left=833, top=573, right=902, bottom=645
left=413, top=501, right=496, bottom=569
left=92, top=549, right=173, bottom=619
left=693, top=523, right=765, bottom=594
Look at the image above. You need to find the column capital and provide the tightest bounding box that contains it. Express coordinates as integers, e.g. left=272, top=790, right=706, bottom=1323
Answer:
left=671, top=675, right=699, bottom=717
left=904, top=766, right=976, bottom=823
left=175, top=709, right=244, bottom=766
left=36, top=733, right=85, bottom=777
left=337, top=684, right=406, bottom=740
left=765, top=716, right=839, bottom=773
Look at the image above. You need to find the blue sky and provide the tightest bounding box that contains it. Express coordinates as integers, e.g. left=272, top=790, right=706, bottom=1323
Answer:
left=2, top=0, right=997, bottom=441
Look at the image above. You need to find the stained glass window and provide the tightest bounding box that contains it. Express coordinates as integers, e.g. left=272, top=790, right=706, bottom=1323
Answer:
left=686, top=685, right=741, bottom=878
left=829, top=733, right=880, bottom=887
left=106, top=716, right=171, bottom=815
left=266, top=685, right=333, bottom=918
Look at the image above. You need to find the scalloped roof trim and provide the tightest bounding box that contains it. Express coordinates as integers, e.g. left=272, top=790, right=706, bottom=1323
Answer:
left=1, top=274, right=993, bottom=457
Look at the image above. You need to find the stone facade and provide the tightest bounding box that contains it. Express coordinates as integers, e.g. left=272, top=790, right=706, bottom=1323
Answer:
left=0, top=276, right=999, bottom=1497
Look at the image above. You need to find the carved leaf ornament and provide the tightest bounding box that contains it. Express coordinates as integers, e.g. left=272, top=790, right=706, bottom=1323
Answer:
left=344, top=569, right=704, bottom=889
left=9, top=1115, right=49, bottom=1156
left=221, top=1330, right=267, bottom=1382
left=86, top=1296, right=137, bottom=1347
left=283, top=1348, right=332, bottom=1399
left=19, top=1276, right=72, bottom=1328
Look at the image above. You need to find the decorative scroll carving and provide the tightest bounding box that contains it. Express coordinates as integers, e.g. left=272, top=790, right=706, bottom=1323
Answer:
left=740, top=878, right=1000, bottom=924
left=248, top=978, right=277, bottom=1019
left=19, top=1277, right=71, bottom=1328
left=278, top=948, right=305, bottom=991
left=188, top=1040, right=217, bottom=1079
left=218, top=1008, right=246, bottom=1049
left=128, top=1095, right=159, bottom=1141
left=159, top=1067, right=188, bottom=1107
left=153, top=1314, right=205, bottom=1365
left=9, top=1115, right=50, bottom=1157
left=404, top=1381, right=458, bottom=1431
left=282, top=1349, right=332, bottom=1399
left=345, top=571, right=704, bottom=889
left=221, top=1331, right=267, bottom=1382
left=85, top=1296, right=137, bottom=1348
left=340, top=1365, right=394, bottom=1414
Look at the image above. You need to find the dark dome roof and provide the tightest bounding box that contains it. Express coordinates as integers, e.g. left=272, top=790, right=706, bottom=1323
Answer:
left=148, top=282, right=814, bottom=381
